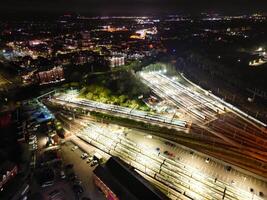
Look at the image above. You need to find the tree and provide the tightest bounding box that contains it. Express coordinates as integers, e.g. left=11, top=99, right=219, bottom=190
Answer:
left=118, top=95, right=127, bottom=104
left=80, top=87, right=87, bottom=95
left=86, top=92, right=94, bottom=100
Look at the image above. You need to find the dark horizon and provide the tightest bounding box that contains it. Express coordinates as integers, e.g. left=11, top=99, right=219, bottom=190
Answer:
left=1, top=0, right=267, bottom=18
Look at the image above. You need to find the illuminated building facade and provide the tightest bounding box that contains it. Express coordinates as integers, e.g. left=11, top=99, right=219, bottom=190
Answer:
left=36, top=66, right=65, bottom=85
left=109, top=56, right=125, bottom=68
left=0, top=161, right=18, bottom=192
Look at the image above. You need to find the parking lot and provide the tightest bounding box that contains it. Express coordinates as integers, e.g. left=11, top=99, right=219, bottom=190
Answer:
left=50, top=105, right=267, bottom=199
left=40, top=180, right=75, bottom=200
left=125, top=127, right=267, bottom=197
left=29, top=147, right=76, bottom=200
left=72, top=119, right=267, bottom=199
left=60, top=141, right=105, bottom=200
left=28, top=126, right=99, bottom=200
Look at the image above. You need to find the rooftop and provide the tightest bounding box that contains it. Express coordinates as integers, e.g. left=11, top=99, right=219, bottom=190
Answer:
left=93, top=156, right=170, bottom=200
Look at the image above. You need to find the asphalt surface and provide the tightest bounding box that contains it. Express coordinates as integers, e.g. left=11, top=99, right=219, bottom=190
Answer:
left=60, top=141, right=105, bottom=200
left=64, top=117, right=267, bottom=200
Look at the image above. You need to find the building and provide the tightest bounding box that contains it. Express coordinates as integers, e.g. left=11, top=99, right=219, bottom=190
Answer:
left=0, top=161, right=18, bottom=192
left=0, top=112, right=12, bottom=128
left=108, top=56, right=125, bottom=68
left=93, top=156, right=170, bottom=200
left=36, top=66, right=65, bottom=85
left=80, top=31, right=92, bottom=48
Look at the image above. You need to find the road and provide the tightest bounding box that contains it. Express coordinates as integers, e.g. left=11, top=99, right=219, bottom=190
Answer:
left=60, top=141, right=106, bottom=200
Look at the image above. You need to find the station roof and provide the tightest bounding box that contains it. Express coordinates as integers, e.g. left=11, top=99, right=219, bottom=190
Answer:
left=93, top=156, right=170, bottom=200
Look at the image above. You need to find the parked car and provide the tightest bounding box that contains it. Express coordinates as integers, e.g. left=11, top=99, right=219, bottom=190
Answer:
left=49, top=189, right=62, bottom=200
left=74, top=179, right=82, bottom=185
left=29, top=140, right=37, bottom=145
left=60, top=170, right=66, bottom=179
left=41, top=181, right=54, bottom=188
left=29, top=135, right=37, bottom=141
left=68, top=172, right=77, bottom=181
left=39, top=168, right=55, bottom=187
left=90, top=160, right=98, bottom=167
left=86, top=156, right=93, bottom=163
left=73, top=184, right=84, bottom=195
left=71, top=146, right=78, bottom=151
left=81, top=153, right=88, bottom=159
left=226, top=166, right=232, bottom=172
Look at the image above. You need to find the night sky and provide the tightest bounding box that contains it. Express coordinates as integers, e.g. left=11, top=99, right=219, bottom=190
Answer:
left=1, top=0, right=267, bottom=16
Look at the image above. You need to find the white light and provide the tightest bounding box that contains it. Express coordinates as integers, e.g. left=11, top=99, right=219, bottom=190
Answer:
left=108, top=141, right=114, bottom=147
left=146, top=135, right=152, bottom=139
